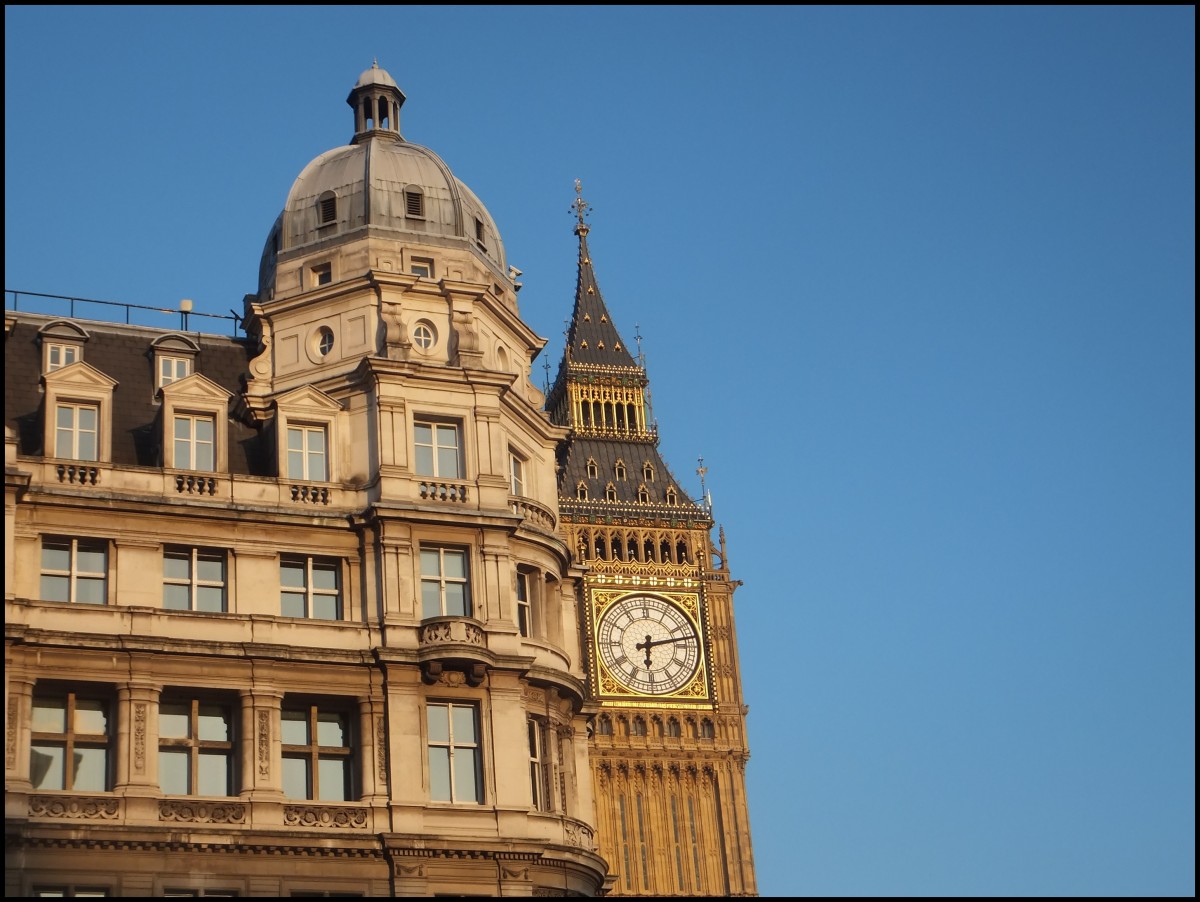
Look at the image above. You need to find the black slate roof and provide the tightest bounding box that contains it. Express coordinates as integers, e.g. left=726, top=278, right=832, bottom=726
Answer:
left=5, top=313, right=267, bottom=474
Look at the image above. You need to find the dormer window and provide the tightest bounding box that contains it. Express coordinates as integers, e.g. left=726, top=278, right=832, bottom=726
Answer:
left=643, top=462, right=656, bottom=482
left=637, top=485, right=649, bottom=503
left=46, top=343, right=79, bottom=371
left=586, top=458, right=598, bottom=479
left=576, top=482, right=588, bottom=501
left=665, top=487, right=678, bottom=506
left=151, top=334, right=200, bottom=396
left=614, top=460, right=626, bottom=481
left=404, top=187, right=425, bottom=219
left=38, top=320, right=89, bottom=375
left=605, top=483, right=617, bottom=502
left=318, top=192, right=337, bottom=226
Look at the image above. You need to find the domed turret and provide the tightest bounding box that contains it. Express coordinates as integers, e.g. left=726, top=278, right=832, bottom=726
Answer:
left=257, top=63, right=507, bottom=300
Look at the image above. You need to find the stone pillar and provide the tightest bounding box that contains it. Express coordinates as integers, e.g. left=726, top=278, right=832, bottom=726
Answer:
left=115, top=681, right=161, bottom=796
left=239, top=687, right=284, bottom=798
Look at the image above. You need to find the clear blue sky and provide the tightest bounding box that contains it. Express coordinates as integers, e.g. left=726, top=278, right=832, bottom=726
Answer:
left=5, top=6, right=1195, bottom=897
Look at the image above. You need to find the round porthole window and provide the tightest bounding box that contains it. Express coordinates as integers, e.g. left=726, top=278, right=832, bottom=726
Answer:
left=413, top=321, right=436, bottom=351
left=316, top=326, right=334, bottom=357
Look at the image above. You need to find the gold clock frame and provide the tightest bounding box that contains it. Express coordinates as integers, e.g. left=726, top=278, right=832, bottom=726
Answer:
left=588, top=587, right=713, bottom=703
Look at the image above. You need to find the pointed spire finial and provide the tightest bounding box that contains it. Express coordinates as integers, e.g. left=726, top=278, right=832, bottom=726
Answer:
left=373, top=58, right=379, bottom=67
left=697, top=456, right=712, bottom=511
left=571, top=178, right=592, bottom=233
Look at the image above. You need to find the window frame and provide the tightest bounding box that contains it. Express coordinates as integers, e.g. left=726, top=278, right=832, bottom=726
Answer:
left=426, top=701, right=483, bottom=804
left=158, top=695, right=236, bottom=797
left=53, top=401, right=99, bottom=461
left=420, top=546, right=471, bottom=619
left=280, top=555, right=343, bottom=621
left=509, top=450, right=526, bottom=496
left=274, top=385, right=342, bottom=484
left=527, top=717, right=551, bottom=811
left=40, top=536, right=108, bottom=605
left=163, top=546, right=227, bottom=613
left=280, top=699, right=355, bottom=802
left=159, top=373, right=232, bottom=473
left=413, top=419, right=462, bottom=479
left=286, top=423, right=329, bottom=482
left=30, top=688, right=112, bottom=792
left=38, top=320, right=89, bottom=376
left=515, top=569, right=533, bottom=638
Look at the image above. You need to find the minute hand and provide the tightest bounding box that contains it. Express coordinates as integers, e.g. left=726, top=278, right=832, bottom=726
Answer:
left=635, top=633, right=695, bottom=667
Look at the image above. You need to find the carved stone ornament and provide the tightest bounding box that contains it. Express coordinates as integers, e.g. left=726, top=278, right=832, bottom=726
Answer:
left=283, top=805, right=368, bottom=829
left=257, top=710, right=270, bottom=778
left=30, top=795, right=119, bottom=819
left=133, top=703, right=147, bottom=773
left=159, top=800, right=246, bottom=824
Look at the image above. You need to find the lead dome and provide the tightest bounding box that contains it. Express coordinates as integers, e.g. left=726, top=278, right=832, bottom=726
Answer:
left=257, top=63, right=506, bottom=298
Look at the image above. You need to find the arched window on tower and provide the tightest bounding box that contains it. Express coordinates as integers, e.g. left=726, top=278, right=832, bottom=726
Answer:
left=318, top=191, right=337, bottom=226
left=576, top=482, right=588, bottom=501
left=700, top=719, right=715, bottom=740
left=643, top=462, right=656, bottom=482
left=666, top=487, right=678, bottom=506
left=597, top=714, right=613, bottom=736
left=637, top=485, right=650, bottom=503
left=615, top=460, right=626, bottom=481
left=631, top=716, right=647, bottom=737
left=666, top=717, right=681, bottom=738
left=605, top=483, right=618, bottom=502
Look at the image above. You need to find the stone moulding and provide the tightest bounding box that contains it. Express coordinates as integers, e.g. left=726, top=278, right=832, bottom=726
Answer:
left=29, top=795, right=120, bottom=819
left=282, top=805, right=369, bottom=828
left=158, top=800, right=247, bottom=824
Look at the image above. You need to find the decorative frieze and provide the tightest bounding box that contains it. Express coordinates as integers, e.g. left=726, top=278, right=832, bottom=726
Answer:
left=283, top=805, right=368, bottom=829
left=30, top=795, right=119, bottom=819
left=159, top=800, right=246, bottom=824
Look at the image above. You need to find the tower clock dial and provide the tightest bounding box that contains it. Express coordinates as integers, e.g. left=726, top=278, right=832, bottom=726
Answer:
left=596, top=594, right=701, bottom=695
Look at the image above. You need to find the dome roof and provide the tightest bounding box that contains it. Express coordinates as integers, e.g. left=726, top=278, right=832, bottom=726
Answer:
left=258, top=64, right=506, bottom=295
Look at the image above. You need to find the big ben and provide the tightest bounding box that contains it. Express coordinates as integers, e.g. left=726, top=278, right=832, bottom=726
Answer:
left=547, top=183, right=757, bottom=896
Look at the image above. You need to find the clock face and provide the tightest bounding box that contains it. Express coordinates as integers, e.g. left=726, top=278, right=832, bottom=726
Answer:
left=596, top=594, right=701, bottom=696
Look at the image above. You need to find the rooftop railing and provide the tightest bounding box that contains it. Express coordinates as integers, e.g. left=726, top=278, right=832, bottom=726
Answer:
left=5, top=290, right=243, bottom=336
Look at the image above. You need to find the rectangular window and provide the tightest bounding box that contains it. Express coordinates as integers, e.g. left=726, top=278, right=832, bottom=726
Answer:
left=40, top=537, right=107, bottom=604
left=54, top=402, right=98, bottom=460
left=528, top=718, right=550, bottom=811
left=413, top=421, right=460, bottom=478
left=509, top=452, right=525, bottom=496
left=159, top=696, right=235, bottom=796
left=410, top=256, right=434, bottom=278
left=32, top=889, right=111, bottom=898
left=30, top=689, right=111, bottom=792
left=174, top=414, right=215, bottom=471
left=516, top=570, right=532, bottom=638
left=159, top=356, right=192, bottom=388
left=420, top=547, right=470, bottom=618
left=281, top=701, right=353, bottom=802
left=164, top=547, right=226, bottom=612
left=46, top=343, right=79, bottom=372
left=287, top=425, right=328, bottom=481
left=427, top=702, right=481, bottom=803
left=280, top=556, right=341, bottom=620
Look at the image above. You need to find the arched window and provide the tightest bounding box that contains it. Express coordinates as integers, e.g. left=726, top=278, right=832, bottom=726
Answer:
left=318, top=191, right=337, bottom=225
left=597, top=714, right=613, bottom=736
left=700, top=718, right=715, bottom=740
left=605, top=483, right=618, bottom=502
left=631, top=716, right=647, bottom=737
left=586, top=458, right=598, bottom=478
left=637, top=485, right=650, bottom=503
left=666, top=717, right=681, bottom=738
left=643, top=462, right=656, bottom=482
left=615, top=460, right=626, bottom=481
left=666, top=487, right=678, bottom=505
left=576, top=482, right=588, bottom=500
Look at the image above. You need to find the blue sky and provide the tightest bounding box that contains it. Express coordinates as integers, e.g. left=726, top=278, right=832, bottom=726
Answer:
left=5, top=6, right=1194, bottom=897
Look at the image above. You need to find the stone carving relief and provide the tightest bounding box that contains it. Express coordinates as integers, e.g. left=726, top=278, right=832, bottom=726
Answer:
left=30, top=796, right=119, bottom=819
left=283, top=805, right=368, bottom=829
left=159, top=800, right=246, bottom=824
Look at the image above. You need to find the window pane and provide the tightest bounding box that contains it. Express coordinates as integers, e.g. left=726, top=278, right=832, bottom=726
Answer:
left=194, top=417, right=214, bottom=443
left=175, top=417, right=192, bottom=440
left=175, top=437, right=193, bottom=469
left=164, top=583, right=191, bottom=610
left=437, top=446, right=459, bottom=478
left=159, top=749, right=190, bottom=795
left=79, top=407, right=98, bottom=431
left=426, top=705, right=448, bottom=743
left=428, top=747, right=451, bottom=801
left=73, top=746, right=108, bottom=790
left=419, top=550, right=440, bottom=576
left=421, top=582, right=441, bottom=619
left=444, top=583, right=467, bottom=617
left=281, top=592, right=306, bottom=617
left=40, top=574, right=69, bottom=602
left=76, top=545, right=107, bottom=574
left=312, top=594, right=339, bottom=620
left=288, top=449, right=305, bottom=480
left=414, top=445, right=433, bottom=476
left=280, top=562, right=305, bottom=588
left=159, top=703, right=191, bottom=738
left=196, top=585, right=224, bottom=612
left=196, top=554, right=223, bottom=582
left=317, top=758, right=349, bottom=802
left=311, top=563, right=338, bottom=590
left=198, top=706, right=229, bottom=741
left=42, top=542, right=71, bottom=571
left=32, top=699, right=66, bottom=733
left=164, top=552, right=190, bottom=580
left=30, top=745, right=64, bottom=789
left=308, top=429, right=325, bottom=455
left=74, top=699, right=108, bottom=735
left=453, top=748, right=479, bottom=803
left=442, top=551, right=466, bottom=579
left=280, top=710, right=309, bottom=745
left=282, top=756, right=310, bottom=799
left=287, top=428, right=304, bottom=451
left=316, top=713, right=346, bottom=747
left=74, top=576, right=106, bottom=604
left=195, top=441, right=214, bottom=472
left=198, top=751, right=230, bottom=795
left=308, top=448, right=326, bottom=481
left=451, top=706, right=476, bottom=743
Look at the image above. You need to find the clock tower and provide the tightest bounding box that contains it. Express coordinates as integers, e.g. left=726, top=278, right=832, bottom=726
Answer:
left=547, top=183, right=757, bottom=896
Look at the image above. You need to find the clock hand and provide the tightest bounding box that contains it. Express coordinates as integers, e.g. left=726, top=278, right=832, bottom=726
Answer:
left=635, top=633, right=696, bottom=667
